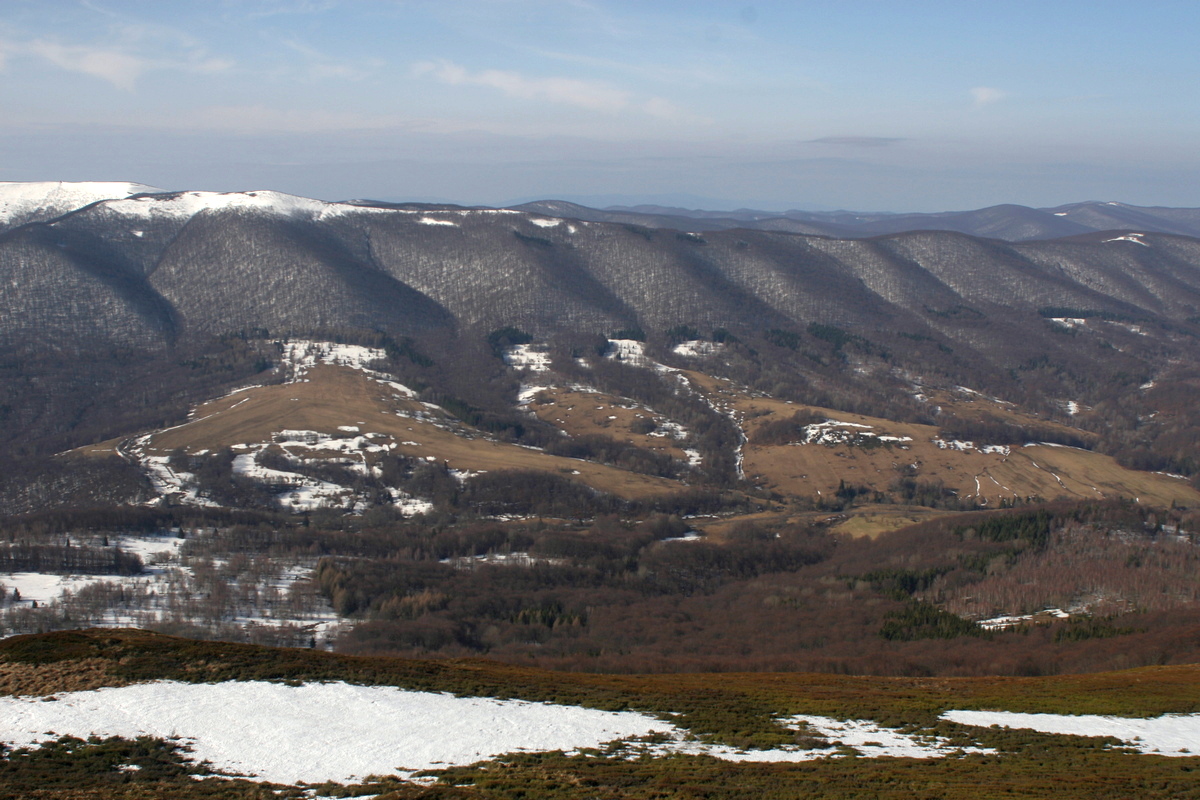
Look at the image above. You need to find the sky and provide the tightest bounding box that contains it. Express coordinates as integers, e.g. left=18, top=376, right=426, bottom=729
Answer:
left=1, top=0, right=1198, bottom=211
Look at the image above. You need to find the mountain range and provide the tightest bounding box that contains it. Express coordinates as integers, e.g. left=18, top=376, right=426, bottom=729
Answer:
left=1, top=179, right=1200, bottom=693
left=4, top=181, right=1200, bottom=354
left=514, top=198, right=1200, bottom=242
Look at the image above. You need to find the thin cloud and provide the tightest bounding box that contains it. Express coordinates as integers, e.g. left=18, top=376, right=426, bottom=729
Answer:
left=809, top=136, right=904, bottom=147
left=279, top=37, right=380, bottom=81
left=244, top=0, right=340, bottom=20
left=176, top=105, right=408, bottom=133
left=642, top=96, right=687, bottom=120
left=23, top=40, right=147, bottom=90
left=970, top=87, right=1007, bottom=107
left=1, top=35, right=232, bottom=90
left=413, top=60, right=631, bottom=113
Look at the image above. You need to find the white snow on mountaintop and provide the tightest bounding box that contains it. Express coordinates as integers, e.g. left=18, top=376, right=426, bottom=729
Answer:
left=0, top=181, right=161, bottom=225
left=942, top=710, right=1200, bottom=756
left=0, top=680, right=1005, bottom=785
left=100, top=189, right=358, bottom=222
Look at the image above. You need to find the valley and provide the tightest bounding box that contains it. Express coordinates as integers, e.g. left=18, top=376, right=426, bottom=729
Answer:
left=1, top=182, right=1200, bottom=794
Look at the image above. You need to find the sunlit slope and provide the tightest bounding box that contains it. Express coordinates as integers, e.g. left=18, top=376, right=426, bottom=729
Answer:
left=83, top=364, right=683, bottom=500
left=523, top=385, right=693, bottom=463
left=685, top=372, right=1200, bottom=508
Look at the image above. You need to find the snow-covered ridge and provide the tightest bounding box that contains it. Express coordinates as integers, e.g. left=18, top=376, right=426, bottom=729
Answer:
left=101, top=189, right=354, bottom=222
left=0, top=181, right=485, bottom=227
left=0, top=181, right=161, bottom=225
left=0, top=180, right=597, bottom=233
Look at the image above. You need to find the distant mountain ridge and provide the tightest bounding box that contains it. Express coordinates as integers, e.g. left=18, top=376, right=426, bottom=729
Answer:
left=514, top=199, right=1200, bottom=242
left=4, top=182, right=1200, bottom=357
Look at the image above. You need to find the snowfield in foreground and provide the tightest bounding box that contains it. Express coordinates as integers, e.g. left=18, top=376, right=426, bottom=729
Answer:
left=0, top=681, right=1193, bottom=785
left=0, top=681, right=968, bottom=784
left=942, top=710, right=1200, bottom=756
left=0, top=681, right=671, bottom=784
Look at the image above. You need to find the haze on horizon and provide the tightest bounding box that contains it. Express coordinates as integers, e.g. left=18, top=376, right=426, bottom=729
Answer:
left=1, top=0, right=1197, bottom=213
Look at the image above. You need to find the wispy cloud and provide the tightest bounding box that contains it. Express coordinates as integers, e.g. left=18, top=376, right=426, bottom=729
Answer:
left=20, top=40, right=148, bottom=90
left=413, top=60, right=631, bottom=113
left=243, top=0, right=340, bottom=20
left=280, top=37, right=381, bottom=81
left=808, top=136, right=905, bottom=147
left=970, top=87, right=1007, bottom=107
left=0, top=34, right=232, bottom=90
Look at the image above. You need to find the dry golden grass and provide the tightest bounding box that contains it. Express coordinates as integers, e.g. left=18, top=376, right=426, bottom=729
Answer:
left=827, top=506, right=948, bottom=539
left=0, top=658, right=122, bottom=697
left=681, top=371, right=1200, bottom=508
left=524, top=387, right=689, bottom=461
left=75, top=365, right=1197, bottom=509
left=921, top=386, right=1099, bottom=442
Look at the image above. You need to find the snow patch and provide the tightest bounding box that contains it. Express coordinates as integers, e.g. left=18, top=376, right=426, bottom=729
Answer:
left=1050, top=317, right=1086, bottom=329
left=0, top=682, right=673, bottom=785
left=793, top=420, right=911, bottom=448
left=672, top=340, right=723, bottom=358
left=978, top=607, right=1070, bottom=631
left=933, top=439, right=1010, bottom=456
left=0, top=681, right=1001, bottom=787
left=504, top=344, right=552, bottom=372
left=1103, top=233, right=1149, bottom=246
left=942, top=710, right=1200, bottom=755
left=606, top=339, right=648, bottom=364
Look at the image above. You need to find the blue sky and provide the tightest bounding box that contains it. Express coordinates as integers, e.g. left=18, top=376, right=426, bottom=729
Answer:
left=1, top=0, right=1197, bottom=210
